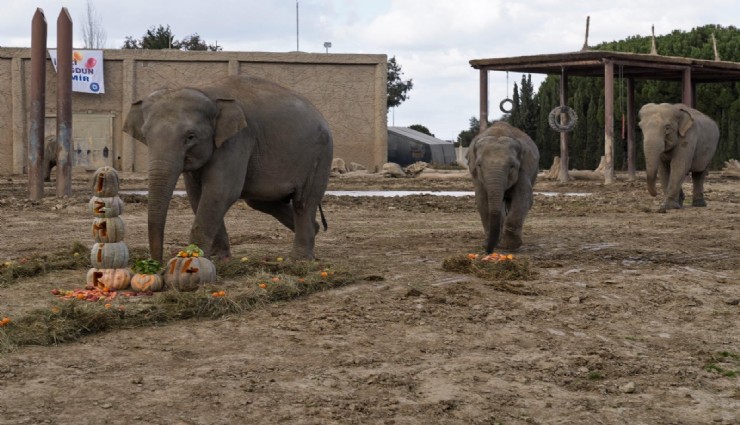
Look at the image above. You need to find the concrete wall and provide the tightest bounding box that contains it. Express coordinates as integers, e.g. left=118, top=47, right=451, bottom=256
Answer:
left=0, top=48, right=388, bottom=175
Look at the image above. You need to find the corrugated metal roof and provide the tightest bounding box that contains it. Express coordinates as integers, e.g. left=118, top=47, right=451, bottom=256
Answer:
left=388, top=127, right=453, bottom=145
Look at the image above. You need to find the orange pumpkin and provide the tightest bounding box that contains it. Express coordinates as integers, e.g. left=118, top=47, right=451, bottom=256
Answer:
left=92, top=217, right=126, bottom=243
left=88, top=196, right=124, bottom=218
left=90, top=166, right=120, bottom=197
left=164, top=256, right=217, bottom=291
left=90, top=242, right=129, bottom=269
left=86, top=268, right=131, bottom=290
left=130, top=273, right=164, bottom=292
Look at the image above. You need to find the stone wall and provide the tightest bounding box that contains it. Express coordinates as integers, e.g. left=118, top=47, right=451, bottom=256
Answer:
left=0, top=48, right=387, bottom=175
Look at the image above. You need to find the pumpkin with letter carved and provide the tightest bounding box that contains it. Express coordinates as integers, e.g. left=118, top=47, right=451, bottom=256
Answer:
left=91, top=166, right=120, bottom=197
left=86, top=268, right=131, bottom=290
left=92, top=217, right=125, bottom=243
left=164, top=245, right=216, bottom=291
left=88, top=196, right=124, bottom=218
left=90, top=242, right=129, bottom=269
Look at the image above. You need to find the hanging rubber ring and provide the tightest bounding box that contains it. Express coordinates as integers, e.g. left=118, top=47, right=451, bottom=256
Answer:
left=499, top=98, right=513, bottom=113
left=548, top=106, right=578, bottom=132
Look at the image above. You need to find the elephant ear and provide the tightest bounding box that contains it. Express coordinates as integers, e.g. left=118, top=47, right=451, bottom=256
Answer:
left=677, top=107, right=694, bottom=137
left=123, top=100, right=146, bottom=144
left=214, top=99, right=248, bottom=148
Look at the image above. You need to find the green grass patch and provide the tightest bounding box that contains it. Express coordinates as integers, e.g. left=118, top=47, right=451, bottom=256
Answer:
left=704, top=351, right=740, bottom=378
left=0, top=242, right=91, bottom=287
left=0, top=256, right=359, bottom=352
left=587, top=372, right=604, bottom=380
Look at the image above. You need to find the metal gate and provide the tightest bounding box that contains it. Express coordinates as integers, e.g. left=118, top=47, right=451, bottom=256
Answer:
left=44, top=113, right=114, bottom=170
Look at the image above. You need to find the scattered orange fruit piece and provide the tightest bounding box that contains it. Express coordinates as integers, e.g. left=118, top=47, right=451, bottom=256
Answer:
left=259, top=283, right=267, bottom=289
left=272, top=277, right=280, bottom=283
left=320, top=271, right=328, bottom=278
left=0, top=317, right=10, bottom=326
left=104, top=304, right=112, bottom=309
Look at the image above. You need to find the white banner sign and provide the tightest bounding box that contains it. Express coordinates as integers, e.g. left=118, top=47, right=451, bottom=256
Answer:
left=48, top=49, right=105, bottom=94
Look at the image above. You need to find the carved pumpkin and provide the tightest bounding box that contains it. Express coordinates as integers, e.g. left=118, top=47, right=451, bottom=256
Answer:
left=91, top=166, right=120, bottom=197
left=90, top=242, right=129, bottom=269
left=88, top=196, right=124, bottom=218
left=86, top=268, right=131, bottom=290
left=92, top=217, right=126, bottom=243
left=130, top=273, right=165, bottom=292
left=164, top=256, right=217, bottom=291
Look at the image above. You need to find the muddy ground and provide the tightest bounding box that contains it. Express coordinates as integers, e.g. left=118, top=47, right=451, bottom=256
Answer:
left=0, top=169, right=738, bottom=425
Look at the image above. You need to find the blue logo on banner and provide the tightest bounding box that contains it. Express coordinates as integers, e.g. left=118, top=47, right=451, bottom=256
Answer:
left=90, top=82, right=100, bottom=92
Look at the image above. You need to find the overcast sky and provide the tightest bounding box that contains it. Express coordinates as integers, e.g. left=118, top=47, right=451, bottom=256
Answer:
left=1, top=0, right=737, bottom=140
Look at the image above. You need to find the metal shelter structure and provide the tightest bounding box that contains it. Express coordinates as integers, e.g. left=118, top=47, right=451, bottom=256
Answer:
left=470, top=50, right=740, bottom=183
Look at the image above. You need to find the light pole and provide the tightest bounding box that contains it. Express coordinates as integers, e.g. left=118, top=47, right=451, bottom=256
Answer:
left=295, top=1, right=299, bottom=51
left=323, top=41, right=332, bottom=54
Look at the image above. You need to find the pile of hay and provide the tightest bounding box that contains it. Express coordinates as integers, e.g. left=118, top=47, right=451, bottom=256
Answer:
left=442, top=253, right=536, bottom=281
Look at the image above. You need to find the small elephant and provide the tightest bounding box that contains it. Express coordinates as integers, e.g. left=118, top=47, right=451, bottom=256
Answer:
left=123, top=75, right=333, bottom=262
left=466, top=121, right=540, bottom=254
left=638, top=103, right=719, bottom=213
left=43, top=135, right=58, bottom=182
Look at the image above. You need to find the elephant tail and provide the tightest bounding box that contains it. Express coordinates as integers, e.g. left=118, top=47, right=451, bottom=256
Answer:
left=319, top=204, right=328, bottom=231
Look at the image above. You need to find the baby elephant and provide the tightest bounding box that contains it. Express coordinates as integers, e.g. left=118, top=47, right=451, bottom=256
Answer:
left=467, top=121, right=540, bottom=254
left=43, top=135, right=58, bottom=182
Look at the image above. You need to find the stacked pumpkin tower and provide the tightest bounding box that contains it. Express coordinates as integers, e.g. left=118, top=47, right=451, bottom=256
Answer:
left=86, top=167, right=131, bottom=291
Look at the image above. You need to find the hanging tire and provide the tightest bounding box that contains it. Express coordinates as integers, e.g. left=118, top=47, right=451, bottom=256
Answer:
left=499, top=98, right=513, bottom=113
left=548, top=106, right=578, bottom=132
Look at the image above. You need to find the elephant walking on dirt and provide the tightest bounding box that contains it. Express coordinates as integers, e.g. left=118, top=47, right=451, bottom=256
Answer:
left=466, top=121, right=540, bottom=254
left=638, top=103, right=719, bottom=213
left=123, top=75, right=333, bottom=262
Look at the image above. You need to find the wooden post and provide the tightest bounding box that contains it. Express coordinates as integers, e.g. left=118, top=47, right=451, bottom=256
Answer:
left=479, top=69, right=488, bottom=133
left=56, top=8, right=73, bottom=197
left=682, top=68, right=693, bottom=107
left=604, top=60, right=615, bottom=184
left=558, top=70, right=570, bottom=182
left=626, top=77, right=636, bottom=181
left=28, top=8, right=47, bottom=201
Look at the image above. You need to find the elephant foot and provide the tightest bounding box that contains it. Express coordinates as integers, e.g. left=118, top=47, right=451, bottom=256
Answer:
left=499, top=233, right=523, bottom=251
left=692, top=198, right=707, bottom=207
left=659, top=199, right=682, bottom=213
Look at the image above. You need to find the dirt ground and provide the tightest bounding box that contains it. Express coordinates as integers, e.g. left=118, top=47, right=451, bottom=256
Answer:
left=0, top=169, right=738, bottom=425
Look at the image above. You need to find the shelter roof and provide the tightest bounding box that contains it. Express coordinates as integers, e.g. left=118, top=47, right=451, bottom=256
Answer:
left=470, top=50, right=740, bottom=83
left=388, top=127, right=453, bottom=145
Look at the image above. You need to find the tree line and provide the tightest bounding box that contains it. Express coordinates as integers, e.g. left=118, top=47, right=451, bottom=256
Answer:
left=458, top=24, right=740, bottom=171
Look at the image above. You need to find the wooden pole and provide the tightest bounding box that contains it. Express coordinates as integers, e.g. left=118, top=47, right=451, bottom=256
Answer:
left=28, top=8, right=47, bottom=201
left=681, top=68, right=693, bottom=107
left=604, top=60, right=615, bottom=184
left=626, top=77, right=636, bottom=181
left=558, top=70, right=570, bottom=182
left=56, top=8, right=73, bottom=197
left=479, top=69, right=488, bottom=133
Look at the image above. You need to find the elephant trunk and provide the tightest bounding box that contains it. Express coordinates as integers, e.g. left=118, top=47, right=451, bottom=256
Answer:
left=484, top=174, right=506, bottom=254
left=644, top=136, right=664, bottom=197
left=147, top=159, right=182, bottom=263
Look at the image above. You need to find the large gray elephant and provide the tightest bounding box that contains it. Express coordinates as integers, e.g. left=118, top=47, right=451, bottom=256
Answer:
left=638, top=103, right=719, bottom=213
left=123, top=75, right=333, bottom=262
left=466, top=121, right=540, bottom=254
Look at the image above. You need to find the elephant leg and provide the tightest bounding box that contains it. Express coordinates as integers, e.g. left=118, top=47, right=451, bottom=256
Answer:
left=500, top=187, right=531, bottom=250
left=659, top=164, right=684, bottom=213
left=472, top=180, right=490, bottom=248
left=185, top=173, right=232, bottom=261
left=291, top=203, right=319, bottom=260
left=691, top=170, right=708, bottom=207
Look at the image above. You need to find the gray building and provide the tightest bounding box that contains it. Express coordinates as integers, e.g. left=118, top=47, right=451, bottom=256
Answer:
left=387, top=127, right=456, bottom=166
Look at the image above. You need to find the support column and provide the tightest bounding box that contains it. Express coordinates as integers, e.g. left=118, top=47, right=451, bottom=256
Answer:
left=682, top=68, right=693, bottom=107
left=28, top=8, right=47, bottom=200
left=604, top=60, right=615, bottom=184
left=56, top=8, right=73, bottom=197
left=558, top=70, right=570, bottom=182
left=122, top=58, right=136, bottom=171
left=626, top=77, right=636, bottom=181
left=479, top=69, right=488, bottom=133
left=11, top=57, right=27, bottom=174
